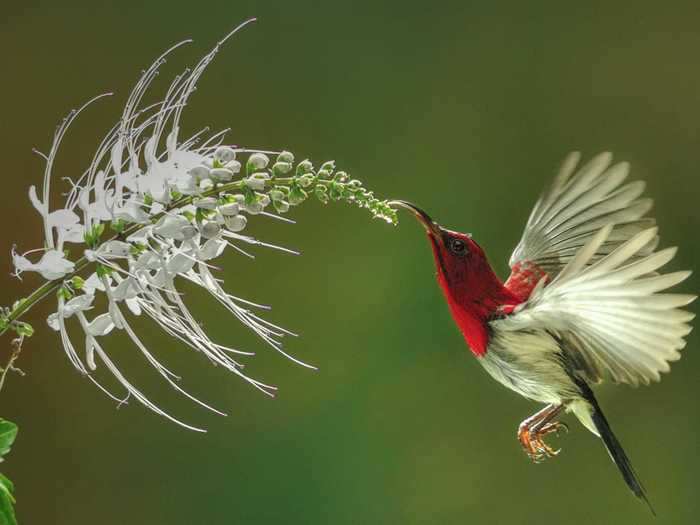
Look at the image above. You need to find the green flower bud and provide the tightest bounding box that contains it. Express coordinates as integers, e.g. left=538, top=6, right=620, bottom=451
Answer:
left=328, top=182, right=342, bottom=201
left=110, top=219, right=126, bottom=234
left=245, top=200, right=264, bottom=214
left=247, top=152, right=270, bottom=172
left=214, top=146, right=236, bottom=164
left=278, top=151, right=294, bottom=164
left=272, top=161, right=293, bottom=176
left=245, top=172, right=270, bottom=191
left=296, top=159, right=313, bottom=175
left=315, top=186, right=329, bottom=204
left=269, top=189, right=285, bottom=202
left=57, top=286, right=74, bottom=301
left=288, top=186, right=308, bottom=205
left=273, top=199, right=290, bottom=213
left=257, top=193, right=271, bottom=208
left=298, top=174, right=314, bottom=188
left=96, top=264, right=113, bottom=278
left=15, top=321, right=34, bottom=338
left=319, top=160, right=336, bottom=172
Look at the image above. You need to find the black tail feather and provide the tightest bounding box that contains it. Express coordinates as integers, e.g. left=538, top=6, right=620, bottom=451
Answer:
left=578, top=382, right=655, bottom=515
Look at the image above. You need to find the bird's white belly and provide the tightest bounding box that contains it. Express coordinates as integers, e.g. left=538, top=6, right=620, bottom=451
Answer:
left=478, top=328, right=580, bottom=404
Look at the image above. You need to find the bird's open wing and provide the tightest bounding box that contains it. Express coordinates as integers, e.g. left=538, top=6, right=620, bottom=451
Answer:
left=497, top=225, right=695, bottom=386
left=505, top=152, right=657, bottom=300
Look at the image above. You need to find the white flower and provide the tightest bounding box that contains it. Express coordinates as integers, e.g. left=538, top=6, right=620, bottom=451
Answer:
left=219, top=202, right=240, bottom=216
left=199, top=238, right=227, bottom=260
left=86, top=313, right=115, bottom=336
left=11, top=21, right=315, bottom=431
left=113, top=200, right=151, bottom=224
left=210, top=168, right=234, bottom=182
left=13, top=248, right=75, bottom=280
left=200, top=221, right=221, bottom=239
left=47, top=294, right=95, bottom=330
left=153, top=215, right=191, bottom=240
left=188, top=165, right=211, bottom=180
left=225, top=215, right=247, bottom=232
left=98, top=241, right=132, bottom=258
left=244, top=173, right=269, bottom=191
left=193, top=197, right=218, bottom=210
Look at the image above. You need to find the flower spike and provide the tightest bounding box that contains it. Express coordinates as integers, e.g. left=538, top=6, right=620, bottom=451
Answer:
left=3, top=24, right=398, bottom=430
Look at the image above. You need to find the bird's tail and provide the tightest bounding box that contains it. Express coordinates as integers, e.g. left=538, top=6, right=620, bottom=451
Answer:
left=576, top=382, right=655, bottom=515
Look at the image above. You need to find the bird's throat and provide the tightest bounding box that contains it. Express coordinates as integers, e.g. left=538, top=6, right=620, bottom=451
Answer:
left=434, top=260, right=519, bottom=357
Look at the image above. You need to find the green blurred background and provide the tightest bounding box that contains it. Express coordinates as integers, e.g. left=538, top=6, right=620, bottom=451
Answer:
left=1, top=1, right=699, bottom=523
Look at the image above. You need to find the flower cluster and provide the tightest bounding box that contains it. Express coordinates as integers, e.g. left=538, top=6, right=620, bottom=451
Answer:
left=3, top=23, right=396, bottom=430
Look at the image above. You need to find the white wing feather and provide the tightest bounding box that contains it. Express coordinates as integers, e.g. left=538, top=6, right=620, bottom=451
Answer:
left=500, top=225, right=695, bottom=386
left=509, top=152, right=657, bottom=279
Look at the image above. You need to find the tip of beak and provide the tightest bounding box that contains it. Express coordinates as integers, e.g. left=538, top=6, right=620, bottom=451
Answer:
left=388, top=200, right=440, bottom=237
left=387, top=200, right=415, bottom=211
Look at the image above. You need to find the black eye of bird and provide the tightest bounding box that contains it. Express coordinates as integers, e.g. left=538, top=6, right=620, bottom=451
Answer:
left=449, top=238, right=467, bottom=256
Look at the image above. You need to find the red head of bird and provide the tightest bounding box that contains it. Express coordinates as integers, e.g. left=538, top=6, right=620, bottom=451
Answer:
left=390, top=200, right=520, bottom=356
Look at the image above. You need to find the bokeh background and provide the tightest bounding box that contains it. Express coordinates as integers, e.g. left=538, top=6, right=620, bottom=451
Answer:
left=1, top=1, right=699, bottom=523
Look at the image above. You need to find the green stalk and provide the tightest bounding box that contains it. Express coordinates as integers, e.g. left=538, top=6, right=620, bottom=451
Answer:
left=0, top=172, right=391, bottom=338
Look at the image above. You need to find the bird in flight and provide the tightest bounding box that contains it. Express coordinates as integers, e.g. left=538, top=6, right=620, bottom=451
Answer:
left=391, top=152, right=695, bottom=512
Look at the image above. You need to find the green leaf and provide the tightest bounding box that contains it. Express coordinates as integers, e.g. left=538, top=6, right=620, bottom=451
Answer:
left=0, top=420, right=17, bottom=461
left=0, top=472, right=17, bottom=525
left=0, top=421, right=17, bottom=525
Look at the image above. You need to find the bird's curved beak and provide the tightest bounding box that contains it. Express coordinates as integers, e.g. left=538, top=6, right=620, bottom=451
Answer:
left=388, top=200, right=442, bottom=238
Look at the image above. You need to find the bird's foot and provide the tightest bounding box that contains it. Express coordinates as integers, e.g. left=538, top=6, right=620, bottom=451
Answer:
left=518, top=421, right=568, bottom=463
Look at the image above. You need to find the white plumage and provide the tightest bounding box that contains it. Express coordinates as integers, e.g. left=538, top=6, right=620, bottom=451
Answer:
left=497, top=153, right=694, bottom=390
left=509, top=152, right=658, bottom=278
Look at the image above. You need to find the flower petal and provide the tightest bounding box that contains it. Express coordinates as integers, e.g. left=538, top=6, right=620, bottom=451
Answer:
left=87, top=313, right=115, bottom=336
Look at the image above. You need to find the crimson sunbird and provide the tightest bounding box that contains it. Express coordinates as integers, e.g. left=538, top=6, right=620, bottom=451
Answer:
left=391, top=152, right=695, bottom=513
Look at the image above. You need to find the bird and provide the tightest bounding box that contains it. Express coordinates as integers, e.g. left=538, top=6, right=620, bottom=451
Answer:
left=390, top=152, right=695, bottom=513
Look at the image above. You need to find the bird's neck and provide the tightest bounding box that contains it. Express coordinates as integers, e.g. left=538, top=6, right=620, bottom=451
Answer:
left=436, top=262, right=519, bottom=357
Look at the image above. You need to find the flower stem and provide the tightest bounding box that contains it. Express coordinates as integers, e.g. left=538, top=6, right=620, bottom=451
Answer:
left=1, top=169, right=394, bottom=338
left=0, top=335, right=25, bottom=394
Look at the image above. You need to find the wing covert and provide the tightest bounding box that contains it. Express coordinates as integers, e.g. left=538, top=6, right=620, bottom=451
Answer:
left=497, top=225, right=695, bottom=386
